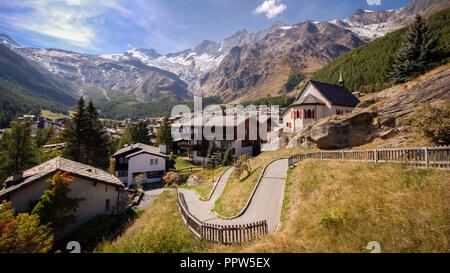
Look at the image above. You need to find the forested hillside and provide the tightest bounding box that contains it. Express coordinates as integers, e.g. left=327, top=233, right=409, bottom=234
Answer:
left=0, top=45, right=76, bottom=127
left=312, top=8, right=450, bottom=94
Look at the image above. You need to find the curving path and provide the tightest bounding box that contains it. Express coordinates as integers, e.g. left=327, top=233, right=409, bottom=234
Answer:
left=179, top=159, right=289, bottom=234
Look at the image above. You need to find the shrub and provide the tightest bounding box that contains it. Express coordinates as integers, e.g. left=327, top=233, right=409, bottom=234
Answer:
left=234, top=154, right=252, bottom=180
left=407, top=101, right=450, bottom=145
left=0, top=202, right=53, bottom=253
left=32, top=171, right=84, bottom=232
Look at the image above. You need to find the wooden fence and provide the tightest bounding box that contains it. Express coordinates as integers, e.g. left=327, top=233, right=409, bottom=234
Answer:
left=176, top=189, right=268, bottom=244
left=288, top=146, right=450, bottom=169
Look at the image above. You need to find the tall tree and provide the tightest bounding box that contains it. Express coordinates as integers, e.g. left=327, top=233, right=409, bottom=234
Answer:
left=388, top=15, right=437, bottom=84
left=62, top=98, right=110, bottom=169
left=86, top=100, right=110, bottom=169
left=130, top=120, right=150, bottom=145
left=62, top=97, right=88, bottom=164
left=156, top=116, right=173, bottom=149
left=0, top=119, right=36, bottom=179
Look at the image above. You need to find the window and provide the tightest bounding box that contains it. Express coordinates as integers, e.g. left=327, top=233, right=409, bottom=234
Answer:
left=155, top=158, right=159, bottom=165
left=296, top=110, right=300, bottom=119
left=105, top=199, right=110, bottom=211
left=150, top=159, right=154, bottom=165
left=105, top=184, right=108, bottom=192
left=307, top=110, right=312, bottom=119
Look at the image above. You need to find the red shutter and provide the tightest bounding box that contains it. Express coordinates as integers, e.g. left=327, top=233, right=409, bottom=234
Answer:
left=312, top=109, right=315, bottom=119
left=299, top=110, right=302, bottom=119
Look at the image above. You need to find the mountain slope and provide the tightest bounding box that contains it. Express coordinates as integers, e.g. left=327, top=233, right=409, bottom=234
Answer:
left=0, top=45, right=75, bottom=127
left=5, top=46, right=191, bottom=102
left=312, top=8, right=450, bottom=94
left=101, top=22, right=287, bottom=95
left=0, top=45, right=77, bottom=105
left=199, top=21, right=365, bottom=102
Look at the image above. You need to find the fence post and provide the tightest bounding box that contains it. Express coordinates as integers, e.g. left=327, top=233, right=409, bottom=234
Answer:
left=374, top=149, right=378, bottom=164
left=424, top=147, right=429, bottom=169
left=342, top=151, right=345, bottom=161
left=320, top=152, right=323, bottom=161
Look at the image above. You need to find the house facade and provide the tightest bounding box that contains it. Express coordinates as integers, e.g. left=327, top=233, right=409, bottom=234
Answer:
left=173, top=115, right=271, bottom=165
left=283, top=78, right=360, bottom=133
left=0, top=157, right=125, bottom=239
left=113, top=143, right=167, bottom=187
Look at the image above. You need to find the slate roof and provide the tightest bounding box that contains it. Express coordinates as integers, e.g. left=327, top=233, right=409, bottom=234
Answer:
left=113, top=143, right=166, bottom=158
left=0, top=157, right=124, bottom=198
left=308, top=81, right=360, bottom=107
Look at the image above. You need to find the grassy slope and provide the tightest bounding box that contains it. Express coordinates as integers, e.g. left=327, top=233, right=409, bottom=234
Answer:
left=180, top=165, right=229, bottom=200
left=210, top=161, right=450, bottom=253
left=98, top=191, right=208, bottom=253
left=213, top=147, right=312, bottom=217
left=174, top=157, right=197, bottom=170
left=311, top=8, right=450, bottom=94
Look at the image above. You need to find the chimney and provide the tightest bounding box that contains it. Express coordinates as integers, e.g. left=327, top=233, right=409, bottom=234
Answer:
left=339, top=71, right=344, bottom=87
left=159, top=144, right=167, bottom=155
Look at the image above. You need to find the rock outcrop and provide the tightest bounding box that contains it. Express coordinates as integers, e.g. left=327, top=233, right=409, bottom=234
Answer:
left=308, top=110, right=378, bottom=149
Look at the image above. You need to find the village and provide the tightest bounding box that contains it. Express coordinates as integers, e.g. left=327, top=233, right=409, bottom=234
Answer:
left=0, top=0, right=449, bottom=257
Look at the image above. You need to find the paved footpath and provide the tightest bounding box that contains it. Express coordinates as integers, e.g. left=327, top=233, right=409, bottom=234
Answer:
left=179, top=159, right=289, bottom=234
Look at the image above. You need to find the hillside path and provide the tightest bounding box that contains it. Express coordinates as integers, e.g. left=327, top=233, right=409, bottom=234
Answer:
left=179, top=159, right=289, bottom=234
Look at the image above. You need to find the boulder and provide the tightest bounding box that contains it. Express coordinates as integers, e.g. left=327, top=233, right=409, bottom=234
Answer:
left=186, top=175, right=202, bottom=187
left=308, top=110, right=378, bottom=149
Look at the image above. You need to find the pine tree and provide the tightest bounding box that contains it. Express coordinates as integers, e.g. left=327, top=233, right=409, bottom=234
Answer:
left=206, top=140, right=217, bottom=167
left=86, top=101, right=110, bottom=169
left=62, top=97, right=88, bottom=163
left=130, top=120, right=150, bottom=145
left=62, top=98, right=110, bottom=169
left=222, top=147, right=234, bottom=166
left=389, top=15, right=437, bottom=84
left=0, top=119, right=36, bottom=178
left=156, top=116, right=173, bottom=149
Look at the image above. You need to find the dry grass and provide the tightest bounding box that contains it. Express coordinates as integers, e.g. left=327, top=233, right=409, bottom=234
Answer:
left=97, top=191, right=209, bottom=253
left=213, top=147, right=312, bottom=218
left=209, top=161, right=450, bottom=253
left=402, top=63, right=450, bottom=89
left=188, top=166, right=229, bottom=200
left=354, top=132, right=432, bottom=150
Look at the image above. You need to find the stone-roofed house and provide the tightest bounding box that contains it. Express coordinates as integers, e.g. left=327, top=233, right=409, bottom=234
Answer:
left=113, top=143, right=167, bottom=187
left=283, top=74, right=360, bottom=133
left=0, top=157, right=125, bottom=239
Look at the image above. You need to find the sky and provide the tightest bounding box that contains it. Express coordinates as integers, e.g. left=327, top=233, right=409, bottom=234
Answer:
left=0, top=0, right=412, bottom=55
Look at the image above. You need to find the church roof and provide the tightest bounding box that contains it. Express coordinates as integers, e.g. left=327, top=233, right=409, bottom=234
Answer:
left=308, top=81, right=360, bottom=107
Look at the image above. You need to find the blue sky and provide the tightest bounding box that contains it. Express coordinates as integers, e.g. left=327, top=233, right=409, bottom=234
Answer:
left=0, top=0, right=411, bottom=55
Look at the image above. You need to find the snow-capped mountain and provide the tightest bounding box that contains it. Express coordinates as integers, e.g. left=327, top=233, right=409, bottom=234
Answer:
left=2, top=45, right=190, bottom=101
left=0, top=34, right=21, bottom=48
left=100, top=21, right=287, bottom=95
left=330, top=0, right=448, bottom=40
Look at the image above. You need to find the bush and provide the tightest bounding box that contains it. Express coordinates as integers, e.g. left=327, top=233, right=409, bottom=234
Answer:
left=233, top=153, right=252, bottom=180
left=407, top=101, right=450, bottom=145
left=0, top=202, right=53, bottom=253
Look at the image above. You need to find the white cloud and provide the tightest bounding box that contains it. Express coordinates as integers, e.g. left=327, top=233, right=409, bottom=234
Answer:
left=254, top=0, right=287, bottom=19
left=366, top=0, right=381, bottom=6
left=0, top=0, right=130, bottom=51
